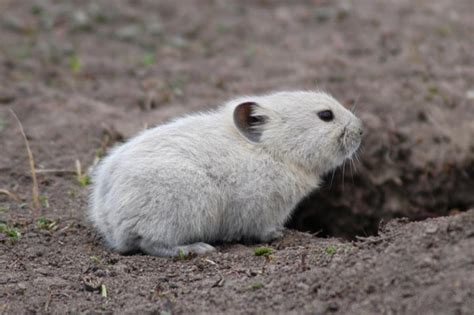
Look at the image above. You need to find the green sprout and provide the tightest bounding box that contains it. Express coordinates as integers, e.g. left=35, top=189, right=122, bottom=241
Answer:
left=77, top=174, right=91, bottom=187
left=69, top=55, right=82, bottom=73
left=39, top=195, right=49, bottom=208
left=142, top=53, right=155, bottom=67
left=90, top=256, right=102, bottom=264
left=254, top=247, right=273, bottom=256
left=36, top=217, right=58, bottom=231
left=250, top=282, right=264, bottom=290
left=0, top=205, right=10, bottom=213
left=177, top=249, right=187, bottom=260
left=325, top=245, right=337, bottom=255
left=0, top=222, right=21, bottom=239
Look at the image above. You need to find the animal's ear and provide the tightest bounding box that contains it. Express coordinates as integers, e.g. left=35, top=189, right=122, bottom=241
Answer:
left=233, top=102, right=268, bottom=143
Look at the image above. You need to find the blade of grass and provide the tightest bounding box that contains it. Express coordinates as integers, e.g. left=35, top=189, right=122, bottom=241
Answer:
left=10, top=109, right=40, bottom=209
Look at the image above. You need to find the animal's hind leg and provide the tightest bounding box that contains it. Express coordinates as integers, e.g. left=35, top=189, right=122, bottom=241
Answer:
left=140, top=239, right=216, bottom=257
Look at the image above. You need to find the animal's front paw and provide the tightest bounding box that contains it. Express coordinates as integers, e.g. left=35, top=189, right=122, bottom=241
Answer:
left=257, top=228, right=284, bottom=243
left=177, top=242, right=216, bottom=256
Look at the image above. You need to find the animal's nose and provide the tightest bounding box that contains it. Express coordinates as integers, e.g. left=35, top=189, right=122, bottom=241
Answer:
left=357, top=120, right=364, bottom=136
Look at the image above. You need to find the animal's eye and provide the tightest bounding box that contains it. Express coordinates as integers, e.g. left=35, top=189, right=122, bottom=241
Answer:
left=317, top=110, right=334, bottom=122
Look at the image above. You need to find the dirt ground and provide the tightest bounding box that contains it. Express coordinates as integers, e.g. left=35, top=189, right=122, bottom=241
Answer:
left=1, top=0, right=473, bottom=314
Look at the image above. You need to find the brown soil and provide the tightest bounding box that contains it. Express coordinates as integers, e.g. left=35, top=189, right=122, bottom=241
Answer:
left=1, top=0, right=473, bottom=313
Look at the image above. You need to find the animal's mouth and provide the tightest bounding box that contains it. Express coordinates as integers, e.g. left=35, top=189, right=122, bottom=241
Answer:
left=339, top=127, right=362, bottom=159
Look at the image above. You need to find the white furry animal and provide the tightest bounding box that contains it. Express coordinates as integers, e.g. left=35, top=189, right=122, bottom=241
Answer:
left=89, top=91, right=363, bottom=257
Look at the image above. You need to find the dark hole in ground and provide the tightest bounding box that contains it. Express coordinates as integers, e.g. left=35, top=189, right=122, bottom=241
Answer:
left=288, top=193, right=381, bottom=240
left=287, top=168, right=474, bottom=240
left=288, top=171, right=382, bottom=240
left=288, top=197, right=381, bottom=239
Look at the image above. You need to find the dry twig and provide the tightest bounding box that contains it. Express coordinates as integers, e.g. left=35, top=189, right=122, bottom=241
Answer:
left=35, top=169, right=76, bottom=175
left=10, top=109, right=40, bottom=209
left=0, top=188, right=21, bottom=202
left=75, top=160, right=82, bottom=178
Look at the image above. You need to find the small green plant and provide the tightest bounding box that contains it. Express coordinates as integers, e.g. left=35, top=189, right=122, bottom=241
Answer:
left=216, top=24, right=230, bottom=34
left=90, top=255, right=102, bottom=264
left=36, top=217, right=58, bottom=231
left=325, top=245, right=337, bottom=255
left=254, top=246, right=273, bottom=256
left=142, top=53, right=155, bottom=66
left=31, top=5, right=44, bottom=16
left=0, top=205, right=10, bottom=212
left=250, top=282, right=264, bottom=290
left=0, top=222, right=21, bottom=239
left=427, top=85, right=438, bottom=95
left=13, top=47, right=32, bottom=60
left=69, top=55, right=82, bottom=73
left=425, top=84, right=439, bottom=101
left=75, top=160, right=90, bottom=187
left=39, top=195, right=49, bottom=208
left=67, top=189, right=77, bottom=198
left=95, top=148, right=104, bottom=158
left=77, top=174, right=91, bottom=187
left=436, top=25, right=452, bottom=37
left=176, top=249, right=197, bottom=261
left=177, top=249, right=187, bottom=260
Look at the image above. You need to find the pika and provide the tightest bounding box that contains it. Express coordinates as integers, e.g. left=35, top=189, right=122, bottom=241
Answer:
left=89, top=91, right=363, bottom=257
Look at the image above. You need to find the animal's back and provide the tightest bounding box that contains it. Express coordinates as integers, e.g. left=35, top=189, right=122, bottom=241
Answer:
left=89, top=111, right=284, bottom=252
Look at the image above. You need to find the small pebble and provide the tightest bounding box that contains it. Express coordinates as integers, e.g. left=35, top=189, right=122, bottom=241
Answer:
left=425, top=224, right=438, bottom=234
left=466, top=90, right=474, bottom=99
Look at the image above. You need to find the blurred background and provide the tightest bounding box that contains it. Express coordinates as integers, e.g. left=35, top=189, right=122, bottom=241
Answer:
left=1, top=0, right=473, bottom=238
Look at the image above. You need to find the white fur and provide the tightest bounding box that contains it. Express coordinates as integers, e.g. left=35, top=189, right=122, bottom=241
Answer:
left=89, top=91, right=362, bottom=257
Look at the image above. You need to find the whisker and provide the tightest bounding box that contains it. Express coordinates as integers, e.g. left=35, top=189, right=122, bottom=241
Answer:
left=349, top=158, right=355, bottom=184
left=350, top=94, right=361, bottom=113
left=329, top=168, right=336, bottom=189
left=352, top=156, right=359, bottom=173
left=341, top=160, right=346, bottom=191
left=330, top=141, right=344, bottom=189
left=353, top=151, right=361, bottom=165
left=352, top=156, right=358, bottom=172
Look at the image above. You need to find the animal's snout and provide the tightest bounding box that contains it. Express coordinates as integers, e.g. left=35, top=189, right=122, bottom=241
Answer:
left=353, top=119, right=364, bottom=138
left=358, top=125, right=364, bottom=137
left=347, top=120, right=363, bottom=138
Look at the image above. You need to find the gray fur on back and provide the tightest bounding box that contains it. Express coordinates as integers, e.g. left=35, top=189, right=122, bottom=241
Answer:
left=89, top=91, right=363, bottom=257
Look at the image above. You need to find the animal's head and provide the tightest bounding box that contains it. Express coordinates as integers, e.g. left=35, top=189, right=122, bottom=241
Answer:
left=231, top=91, right=363, bottom=174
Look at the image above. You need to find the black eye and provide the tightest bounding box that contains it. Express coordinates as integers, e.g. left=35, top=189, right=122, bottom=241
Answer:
left=317, top=110, right=334, bottom=122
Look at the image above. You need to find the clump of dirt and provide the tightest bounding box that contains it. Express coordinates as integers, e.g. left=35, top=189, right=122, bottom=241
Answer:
left=1, top=0, right=473, bottom=313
